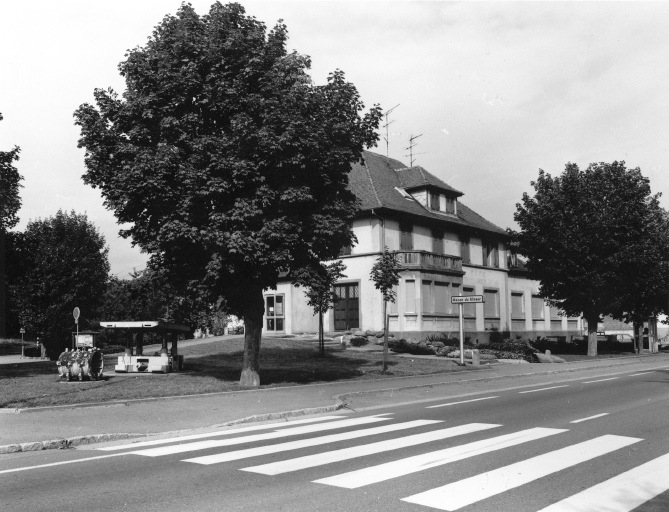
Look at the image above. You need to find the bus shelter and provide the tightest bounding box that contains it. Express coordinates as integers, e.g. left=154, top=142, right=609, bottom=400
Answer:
left=99, top=320, right=191, bottom=373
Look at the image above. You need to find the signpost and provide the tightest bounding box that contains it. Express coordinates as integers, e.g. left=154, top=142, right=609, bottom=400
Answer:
left=451, top=295, right=484, bottom=365
left=73, top=307, right=80, bottom=350
left=20, top=327, right=25, bottom=357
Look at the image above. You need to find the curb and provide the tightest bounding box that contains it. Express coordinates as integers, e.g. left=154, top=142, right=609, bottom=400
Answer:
left=0, top=403, right=345, bottom=454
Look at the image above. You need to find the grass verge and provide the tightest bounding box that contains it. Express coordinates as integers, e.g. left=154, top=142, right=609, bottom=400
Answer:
left=0, top=337, right=468, bottom=409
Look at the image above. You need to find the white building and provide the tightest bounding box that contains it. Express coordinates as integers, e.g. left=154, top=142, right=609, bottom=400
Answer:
left=263, top=151, right=582, bottom=343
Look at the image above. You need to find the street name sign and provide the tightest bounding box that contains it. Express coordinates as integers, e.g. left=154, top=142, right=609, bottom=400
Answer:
left=451, top=295, right=484, bottom=304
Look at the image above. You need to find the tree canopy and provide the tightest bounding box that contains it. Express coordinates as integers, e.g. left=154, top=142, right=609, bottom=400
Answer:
left=0, top=113, right=22, bottom=231
left=8, top=210, right=110, bottom=357
left=74, top=2, right=382, bottom=386
left=513, top=161, right=669, bottom=356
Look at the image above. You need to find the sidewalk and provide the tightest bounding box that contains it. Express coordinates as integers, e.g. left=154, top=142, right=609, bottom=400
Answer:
left=1, top=353, right=667, bottom=454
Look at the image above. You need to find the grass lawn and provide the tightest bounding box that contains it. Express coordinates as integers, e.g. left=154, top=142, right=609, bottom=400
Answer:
left=0, top=337, right=468, bottom=409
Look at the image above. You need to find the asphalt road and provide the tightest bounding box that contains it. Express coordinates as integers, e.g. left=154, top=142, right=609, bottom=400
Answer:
left=2, top=365, right=668, bottom=512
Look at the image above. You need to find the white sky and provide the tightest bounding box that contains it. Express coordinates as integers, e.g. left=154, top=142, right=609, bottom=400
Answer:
left=2, top=0, right=669, bottom=277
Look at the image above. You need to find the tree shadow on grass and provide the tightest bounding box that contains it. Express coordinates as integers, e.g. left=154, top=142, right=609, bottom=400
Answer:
left=185, top=346, right=384, bottom=385
left=0, top=360, right=54, bottom=380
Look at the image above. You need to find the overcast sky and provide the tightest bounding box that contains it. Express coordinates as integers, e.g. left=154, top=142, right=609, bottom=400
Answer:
left=2, top=1, right=669, bottom=277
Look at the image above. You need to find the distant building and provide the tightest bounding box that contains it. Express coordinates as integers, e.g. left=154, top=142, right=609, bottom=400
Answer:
left=263, top=151, right=582, bottom=342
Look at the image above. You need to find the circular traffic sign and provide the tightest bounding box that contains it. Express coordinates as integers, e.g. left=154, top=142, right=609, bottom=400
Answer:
left=73, top=307, right=80, bottom=321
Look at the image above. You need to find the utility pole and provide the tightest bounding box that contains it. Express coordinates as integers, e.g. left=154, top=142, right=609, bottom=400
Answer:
left=382, top=104, right=400, bottom=158
left=405, top=133, right=423, bottom=167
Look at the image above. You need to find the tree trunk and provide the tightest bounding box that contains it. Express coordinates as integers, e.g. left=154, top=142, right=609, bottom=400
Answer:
left=382, top=300, right=388, bottom=373
left=585, top=312, right=599, bottom=357
left=0, top=229, right=6, bottom=338
left=318, top=312, right=324, bottom=357
left=239, top=290, right=264, bottom=388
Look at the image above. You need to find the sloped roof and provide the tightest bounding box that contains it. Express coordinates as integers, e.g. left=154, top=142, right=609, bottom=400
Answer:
left=349, top=150, right=507, bottom=237
left=396, top=166, right=463, bottom=196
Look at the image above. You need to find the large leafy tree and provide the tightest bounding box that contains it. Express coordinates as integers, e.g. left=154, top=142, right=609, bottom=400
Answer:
left=9, top=210, right=110, bottom=358
left=0, top=112, right=22, bottom=338
left=74, top=2, right=381, bottom=387
left=513, top=161, right=669, bottom=356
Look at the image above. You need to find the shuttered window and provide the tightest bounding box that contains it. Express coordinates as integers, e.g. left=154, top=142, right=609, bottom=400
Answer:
left=483, top=289, right=499, bottom=318
left=400, top=223, right=413, bottom=251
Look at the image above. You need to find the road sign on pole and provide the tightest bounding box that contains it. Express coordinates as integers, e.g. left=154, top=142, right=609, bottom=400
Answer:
left=451, top=295, right=484, bottom=304
left=73, top=307, right=80, bottom=349
left=452, top=295, right=484, bottom=365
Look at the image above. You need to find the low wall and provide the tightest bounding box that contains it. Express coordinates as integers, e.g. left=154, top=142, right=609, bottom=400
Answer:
left=390, top=330, right=583, bottom=345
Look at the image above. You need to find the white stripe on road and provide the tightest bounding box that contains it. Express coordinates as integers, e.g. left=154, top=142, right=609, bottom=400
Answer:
left=401, top=434, right=642, bottom=511
left=185, top=419, right=442, bottom=465
left=130, top=415, right=391, bottom=457
left=98, top=415, right=345, bottom=451
left=583, top=377, right=619, bottom=384
left=426, top=397, right=499, bottom=409
left=0, top=453, right=130, bottom=475
left=628, top=372, right=655, bottom=377
left=536, top=452, right=669, bottom=512
left=315, top=427, right=567, bottom=489
left=241, top=423, right=499, bottom=475
left=570, top=413, right=609, bottom=424
left=519, top=385, right=569, bottom=394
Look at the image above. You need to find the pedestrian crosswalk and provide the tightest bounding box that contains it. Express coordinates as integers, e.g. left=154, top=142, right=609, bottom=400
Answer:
left=101, top=414, right=669, bottom=511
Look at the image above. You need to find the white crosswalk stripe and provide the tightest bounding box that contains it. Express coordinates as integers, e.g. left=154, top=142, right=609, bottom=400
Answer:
left=97, top=415, right=345, bottom=451
left=401, top=434, right=642, bottom=511
left=183, top=419, right=443, bottom=465
left=536, top=452, right=669, bottom=512
left=129, top=414, right=391, bottom=457
left=314, top=427, right=567, bottom=489
left=116, top=415, right=669, bottom=512
left=240, top=422, right=500, bottom=475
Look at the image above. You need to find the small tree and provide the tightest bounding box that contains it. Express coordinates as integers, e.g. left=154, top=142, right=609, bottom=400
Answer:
left=294, top=260, right=346, bottom=356
left=370, top=247, right=401, bottom=372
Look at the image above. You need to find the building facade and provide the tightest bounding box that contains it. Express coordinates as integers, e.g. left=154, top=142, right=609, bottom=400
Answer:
left=263, top=151, right=582, bottom=343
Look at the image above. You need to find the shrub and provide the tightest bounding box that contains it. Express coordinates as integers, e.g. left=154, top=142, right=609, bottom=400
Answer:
left=489, top=328, right=504, bottom=344
left=349, top=336, right=368, bottom=347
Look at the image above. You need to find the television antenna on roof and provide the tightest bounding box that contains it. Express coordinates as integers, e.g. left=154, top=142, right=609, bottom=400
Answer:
left=405, top=133, right=424, bottom=167
left=382, top=104, right=400, bottom=157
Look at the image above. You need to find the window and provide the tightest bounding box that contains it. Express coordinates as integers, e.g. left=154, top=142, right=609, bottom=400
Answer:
left=265, top=294, right=285, bottom=331
left=422, top=280, right=433, bottom=313
left=531, top=295, right=545, bottom=319
left=483, top=289, right=499, bottom=318
left=549, top=306, right=562, bottom=319
left=429, top=192, right=440, bottom=210
left=405, top=280, right=416, bottom=313
left=483, top=241, right=499, bottom=268
left=462, top=286, right=476, bottom=317
left=432, top=229, right=444, bottom=255
left=400, top=223, right=413, bottom=251
left=460, top=236, right=471, bottom=264
left=445, top=197, right=455, bottom=214
left=389, top=285, right=399, bottom=314
left=511, top=292, right=524, bottom=318
left=435, top=282, right=449, bottom=313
